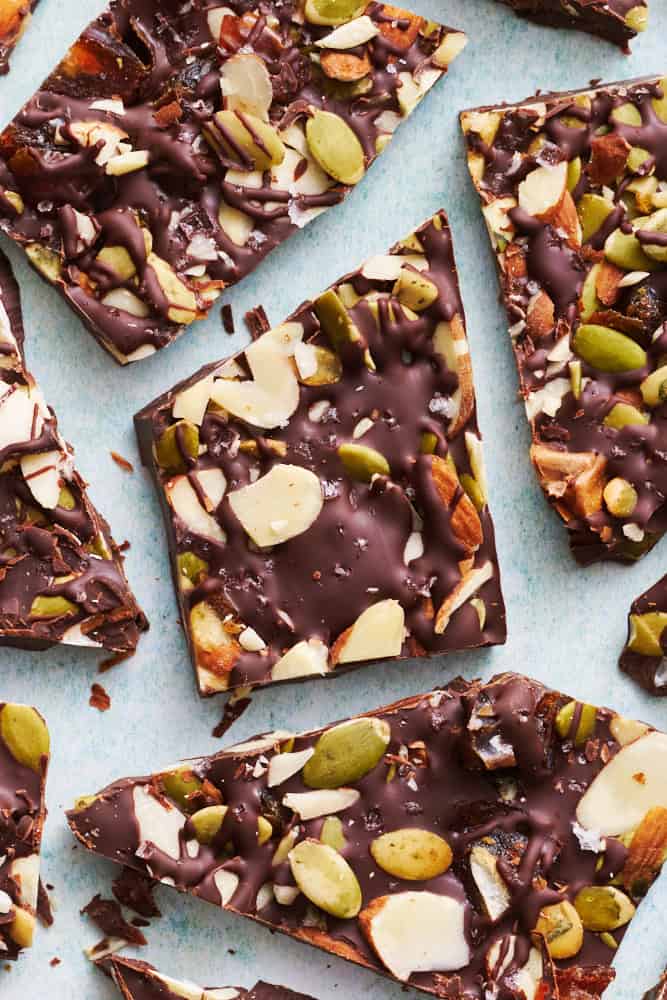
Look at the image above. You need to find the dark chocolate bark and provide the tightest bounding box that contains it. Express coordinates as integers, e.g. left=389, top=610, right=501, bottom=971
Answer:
left=462, top=76, right=667, bottom=565
left=619, top=572, right=667, bottom=694
left=0, top=0, right=38, bottom=75
left=67, top=671, right=667, bottom=998
left=104, top=957, right=316, bottom=1000
left=0, top=0, right=466, bottom=364
left=0, top=701, right=49, bottom=961
left=0, top=250, right=147, bottom=653
left=645, top=971, right=667, bottom=1000
left=497, top=0, right=646, bottom=49
left=134, top=211, right=505, bottom=696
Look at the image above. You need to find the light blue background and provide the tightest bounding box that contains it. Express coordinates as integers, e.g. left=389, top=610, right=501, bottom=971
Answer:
left=1, top=1, right=666, bottom=995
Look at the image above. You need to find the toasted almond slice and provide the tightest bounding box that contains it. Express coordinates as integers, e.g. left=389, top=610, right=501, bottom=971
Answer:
left=530, top=445, right=606, bottom=517
left=435, top=561, right=494, bottom=635
left=271, top=639, right=330, bottom=681
left=470, top=844, right=511, bottom=921
left=430, top=455, right=482, bottom=554
left=283, top=788, right=359, bottom=820
left=220, top=53, right=273, bottom=121
left=20, top=450, right=63, bottom=509
left=320, top=50, right=371, bottom=82
left=132, top=785, right=185, bottom=861
left=595, top=260, right=625, bottom=306
left=228, top=464, right=323, bottom=546
left=518, top=162, right=567, bottom=222
left=316, top=15, right=379, bottom=48
left=525, top=291, right=555, bottom=338
left=358, top=891, right=470, bottom=981
left=433, top=315, right=474, bottom=437
left=165, top=476, right=226, bottom=541
left=620, top=806, right=667, bottom=891
left=331, top=599, right=405, bottom=665
left=172, top=376, right=215, bottom=425
left=267, top=748, right=315, bottom=788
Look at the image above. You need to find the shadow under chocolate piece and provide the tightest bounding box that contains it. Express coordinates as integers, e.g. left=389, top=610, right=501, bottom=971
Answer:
left=0, top=701, right=49, bottom=960
left=462, top=75, right=667, bottom=566
left=619, top=572, right=667, bottom=694
left=102, top=956, right=317, bottom=1000
left=0, top=250, right=146, bottom=653
left=0, top=0, right=38, bottom=75
left=496, top=0, right=646, bottom=49
left=67, top=671, right=667, bottom=998
left=134, top=210, right=505, bottom=696
left=0, top=0, right=466, bottom=364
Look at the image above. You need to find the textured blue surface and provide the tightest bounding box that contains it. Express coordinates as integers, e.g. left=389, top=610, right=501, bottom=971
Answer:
left=1, top=0, right=667, bottom=995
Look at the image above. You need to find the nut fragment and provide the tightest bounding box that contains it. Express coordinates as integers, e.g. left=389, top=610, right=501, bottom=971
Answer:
left=228, top=464, right=323, bottom=547
left=283, top=787, right=359, bottom=820
left=573, top=324, right=647, bottom=373
left=306, top=111, right=365, bottom=185
left=331, top=599, right=405, bottom=665
left=303, top=717, right=391, bottom=788
left=337, top=442, right=390, bottom=481
left=534, top=900, right=584, bottom=959
left=370, top=829, right=453, bottom=881
left=191, top=805, right=228, bottom=844
left=0, top=704, right=49, bottom=773
left=288, top=839, right=362, bottom=918
left=555, top=700, right=597, bottom=746
left=627, top=613, right=667, bottom=656
left=271, top=639, right=330, bottom=681
left=469, top=844, right=511, bottom=921
left=620, top=805, right=667, bottom=893
left=574, top=885, right=635, bottom=931
left=430, top=456, right=482, bottom=555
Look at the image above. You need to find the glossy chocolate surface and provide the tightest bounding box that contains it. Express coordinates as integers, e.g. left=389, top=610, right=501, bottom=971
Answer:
left=106, top=957, right=316, bottom=1000
left=0, top=0, right=38, bottom=75
left=0, top=250, right=146, bottom=653
left=0, top=702, right=49, bottom=961
left=462, top=76, right=667, bottom=565
left=497, top=0, right=646, bottom=48
left=67, top=671, right=667, bottom=998
left=134, top=211, right=505, bottom=696
left=619, top=571, right=667, bottom=694
left=0, top=0, right=464, bottom=363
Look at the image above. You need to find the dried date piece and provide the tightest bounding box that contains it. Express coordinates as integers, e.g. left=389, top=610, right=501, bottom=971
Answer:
left=462, top=76, right=667, bottom=565
left=67, top=671, right=667, bottom=997
left=0, top=701, right=50, bottom=961
left=0, top=0, right=466, bottom=364
left=133, top=211, right=505, bottom=696
left=103, top=957, right=317, bottom=1000
left=0, top=251, right=147, bottom=653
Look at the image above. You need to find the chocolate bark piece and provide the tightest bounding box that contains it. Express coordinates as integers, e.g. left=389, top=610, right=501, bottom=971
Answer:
left=496, top=0, right=647, bottom=49
left=0, top=701, right=50, bottom=961
left=134, top=211, right=505, bottom=696
left=619, top=572, right=667, bottom=694
left=0, top=0, right=466, bottom=366
left=645, top=971, right=667, bottom=1000
left=462, top=75, right=667, bottom=566
left=67, top=671, right=667, bottom=998
left=0, top=250, right=147, bottom=653
left=103, top=957, right=317, bottom=1000
left=0, top=0, right=38, bottom=75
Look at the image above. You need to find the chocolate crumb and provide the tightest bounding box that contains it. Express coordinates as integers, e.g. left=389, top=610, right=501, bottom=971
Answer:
left=81, top=895, right=147, bottom=947
left=221, top=303, right=235, bottom=334
left=99, top=650, right=133, bottom=674
left=112, top=868, right=161, bottom=919
left=37, top=879, right=54, bottom=927
left=50, top=957, right=61, bottom=968
left=245, top=305, right=270, bottom=340
left=110, top=451, right=134, bottom=473
left=89, top=683, right=111, bottom=712
left=212, top=696, right=252, bottom=739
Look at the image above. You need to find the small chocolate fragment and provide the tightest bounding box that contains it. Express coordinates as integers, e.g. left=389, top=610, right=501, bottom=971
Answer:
left=619, top=572, right=667, bottom=695
left=112, top=868, right=160, bottom=919
left=134, top=211, right=505, bottom=696
left=222, top=304, right=235, bottom=336
left=103, top=957, right=317, bottom=1000
left=0, top=0, right=466, bottom=364
left=244, top=306, right=271, bottom=341
left=0, top=0, right=38, bottom=74
left=82, top=894, right=147, bottom=947
left=212, top=695, right=252, bottom=739
left=0, top=701, right=50, bottom=961
left=645, top=970, right=667, bottom=1000
left=496, top=0, right=647, bottom=48
left=67, top=672, right=667, bottom=997
left=90, top=683, right=112, bottom=712
left=462, top=75, right=667, bottom=565
left=0, top=250, right=147, bottom=653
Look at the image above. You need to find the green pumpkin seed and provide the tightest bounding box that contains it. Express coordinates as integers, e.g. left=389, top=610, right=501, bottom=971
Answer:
left=420, top=431, right=438, bottom=454
left=393, top=269, right=439, bottom=312
left=603, top=477, right=638, bottom=518
left=370, top=828, right=453, bottom=881
left=155, top=421, right=199, bottom=473
left=604, top=229, right=655, bottom=272
left=652, top=78, right=667, bottom=123
left=640, top=364, right=667, bottom=406
left=288, top=839, right=362, bottom=917
left=580, top=266, right=601, bottom=321
left=603, top=402, right=648, bottom=429
left=210, top=111, right=284, bottom=171
left=177, top=552, right=209, bottom=589
left=304, top=0, right=367, bottom=26
left=634, top=208, right=667, bottom=262
left=314, top=289, right=361, bottom=352
left=303, top=717, right=391, bottom=789
left=460, top=473, right=485, bottom=512
left=574, top=886, right=635, bottom=932
left=58, top=486, right=76, bottom=510
left=320, top=815, right=346, bottom=852
left=337, top=443, right=390, bottom=482
left=555, top=700, right=597, bottom=746
left=306, top=111, right=365, bottom=186
left=627, top=147, right=653, bottom=174
left=611, top=103, right=642, bottom=126
left=627, top=612, right=667, bottom=656
left=573, top=324, right=647, bottom=373
left=625, top=5, right=648, bottom=31
left=1, top=704, right=50, bottom=773
left=578, top=194, right=614, bottom=243
left=299, top=346, right=343, bottom=386
left=30, top=595, right=78, bottom=619
left=191, top=804, right=228, bottom=844
left=161, top=767, right=203, bottom=811
left=567, top=157, right=582, bottom=192
left=257, top=816, right=273, bottom=846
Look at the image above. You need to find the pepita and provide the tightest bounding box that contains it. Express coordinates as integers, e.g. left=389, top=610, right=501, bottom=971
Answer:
left=0, top=704, right=50, bottom=773
left=303, top=717, right=391, bottom=788
left=337, top=443, right=390, bottom=481
left=306, top=111, right=365, bottom=185
left=370, top=828, right=453, bottom=881
left=573, top=324, right=647, bottom=373
left=288, top=839, right=362, bottom=917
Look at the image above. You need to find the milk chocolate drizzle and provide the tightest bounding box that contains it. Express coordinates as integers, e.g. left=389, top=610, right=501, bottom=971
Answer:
left=465, top=77, right=667, bottom=565
left=0, top=0, right=458, bottom=361
left=68, top=674, right=650, bottom=999
left=0, top=250, right=146, bottom=652
left=134, top=213, right=505, bottom=695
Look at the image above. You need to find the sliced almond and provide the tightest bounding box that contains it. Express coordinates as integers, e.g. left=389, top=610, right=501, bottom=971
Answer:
left=469, top=844, right=511, bottom=921
left=316, top=15, right=379, bottom=48
left=147, top=253, right=198, bottom=324
left=267, top=747, right=315, bottom=788
left=331, top=599, right=404, bottom=665
left=165, top=476, right=226, bottom=541
left=576, top=731, right=667, bottom=836
left=435, top=561, right=494, bottom=635
left=172, top=376, right=215, bottom=426
left=620, top=806, right=667, bottom=891
left=518, top=162, right=568, bottom=222
left=530, top=445, right=606, bottom=518
left=433, top=315, right=474, bottom=437
left=271, top=639, right=329, bottom=681
left=191, top=601, right=241, bottom=685
left=228, top=464, right=323, bottom=547
left=283, top=788, right=359, bottom=820
left=525, top=291, right=555, bottom=338
left=595, top=260, right=625, bottom=307
left=20, top=451, right=63, bottom=509
left=430, top=455, right=482, bottom=555
left=432, top=31, right=468, bottom=69
left=220, top=54, right=273, bottom=121
left=132, top=785, right=184, bottom=861
left=0, top=385, right=43, bottom=452
left=358, top=891, right=470, bottom=981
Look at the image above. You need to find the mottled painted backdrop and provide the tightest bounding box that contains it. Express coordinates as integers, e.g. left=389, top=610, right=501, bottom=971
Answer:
left=1, top=0, right=666, bottom=996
